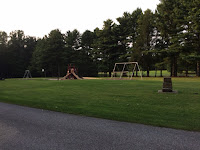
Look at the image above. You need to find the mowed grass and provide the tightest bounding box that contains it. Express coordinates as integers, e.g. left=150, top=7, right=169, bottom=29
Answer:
left=0, top=77, right=200, bottom=131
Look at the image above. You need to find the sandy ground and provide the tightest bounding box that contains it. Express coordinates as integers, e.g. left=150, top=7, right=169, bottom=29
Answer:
left=82, top=77, right=101, bottom=80
left=48, top=77, right=102, bottom=80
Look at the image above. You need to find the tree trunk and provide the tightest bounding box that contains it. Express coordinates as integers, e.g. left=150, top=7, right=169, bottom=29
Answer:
left=197, top=33, right=200, bottom=77
left=51, top=68, right=53, bottom=77
left=160, top=69, right=163, bottom=77
left=170, top=60, right=173, bottom=77
left=57, top=64, right=60, bottom=80
left=147, top=67, right=150, bottom=77
left=109, top=71, right=112, bottom=77
left=171, top=56, right=178, bottom=77
left=172, top=61, right=175, bottom=77
left=136, top=70, right=138, bottom=77
left=185, top=67, right=188, bottom=77
left=174, top=57, right=178, bottom=77
left=197, top=61, right=200, bottom=77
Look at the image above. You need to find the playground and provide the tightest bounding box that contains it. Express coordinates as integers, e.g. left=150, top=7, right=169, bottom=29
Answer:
left=0, top=77, right=200, bottom=131
left=61, top=64, right=81, bottom=80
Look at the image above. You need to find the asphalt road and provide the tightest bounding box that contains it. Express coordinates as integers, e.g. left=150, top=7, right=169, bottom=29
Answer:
left=0, top=102, right=200, bottom=150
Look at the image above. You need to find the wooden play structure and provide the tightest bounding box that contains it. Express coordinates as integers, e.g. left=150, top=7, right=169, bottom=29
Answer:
left=62, top=64, right=81, bottom=80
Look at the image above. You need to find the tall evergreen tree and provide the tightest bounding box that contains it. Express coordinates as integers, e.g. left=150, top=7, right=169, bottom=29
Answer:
left=0, top=31, right=8, bottom=77
left=7, top=30, right=26, bottom=77
left=116, top=8, right=143, bottom=59
left=156, top=0, right=189, bottom=76
left=80, top=30, right=98, bottom=76
left=93, top=19, right=123, bottom=76
left=31, top=36, right=51, bottom=77
left=46, top=29, right=66, bottom=78
left=31, top=30, right=66, bottom=78
left=64, top=29, right=81, bottom=65
left=81, top=30, right=95, bottom=57
left=186, top=0, right=200, bottom=76
left=132, top=9, right=155, bottom=77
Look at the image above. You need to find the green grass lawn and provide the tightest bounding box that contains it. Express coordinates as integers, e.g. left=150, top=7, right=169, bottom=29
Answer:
left=100, top=70, right=196, bottom=77
left=0, top=77, right=200, bottom=131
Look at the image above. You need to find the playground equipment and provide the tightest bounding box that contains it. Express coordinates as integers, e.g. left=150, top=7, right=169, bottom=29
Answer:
left=23, top=70, right=32, bottom=78
left=62, top=64, right=81, bottom=80
left=111, top=62, right=142, bottom=80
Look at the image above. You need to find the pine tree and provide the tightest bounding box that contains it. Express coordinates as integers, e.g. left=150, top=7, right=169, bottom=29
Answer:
left=132, top=9, right=155, bottom=77
left=156, top=0, right=188, bottom=76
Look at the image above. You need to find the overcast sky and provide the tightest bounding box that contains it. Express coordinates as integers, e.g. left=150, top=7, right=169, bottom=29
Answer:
left=0, top=0, right=160, bottom=38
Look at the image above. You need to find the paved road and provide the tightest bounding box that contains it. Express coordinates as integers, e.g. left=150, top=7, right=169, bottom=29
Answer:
left=0, top=102, right=200, bottom=150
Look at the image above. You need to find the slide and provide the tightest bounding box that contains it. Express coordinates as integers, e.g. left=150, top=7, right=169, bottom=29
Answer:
left=71, top=72, right=81, bottom=80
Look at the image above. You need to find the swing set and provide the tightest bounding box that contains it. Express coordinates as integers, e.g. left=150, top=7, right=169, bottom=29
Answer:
left=111, top=62, right=142, bottom=80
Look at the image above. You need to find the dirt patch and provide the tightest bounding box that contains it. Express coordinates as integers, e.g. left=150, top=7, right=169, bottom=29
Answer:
left=48, top=77, right=102, bottom=80
left=48, top=78, right=59, bottom=80
left=82, top=77, right=102, bottom=80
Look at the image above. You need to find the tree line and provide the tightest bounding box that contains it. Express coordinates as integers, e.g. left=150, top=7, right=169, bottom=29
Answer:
left=0, top=0, right=200, bottom=78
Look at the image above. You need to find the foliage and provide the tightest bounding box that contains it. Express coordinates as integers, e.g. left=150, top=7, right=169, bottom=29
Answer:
left=116, top=8, right=143, bottom=59
left=1, top=0, right=200, bottom=77
left=65, top=29, right=98, bottom=77
left=132, top=9, right=155, bottom=76
left=93, top=19, right=127, bottom=76
left=0, top=30, right=37, bottom=78
left=0, top=31, right=8, bottom=77
left=31, top=30, right=66, bottom=78
left=156, top=0, right=200, bottom=76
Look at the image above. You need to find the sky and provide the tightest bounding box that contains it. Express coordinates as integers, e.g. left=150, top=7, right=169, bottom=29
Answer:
left=0, top=0, right=160, bottom=38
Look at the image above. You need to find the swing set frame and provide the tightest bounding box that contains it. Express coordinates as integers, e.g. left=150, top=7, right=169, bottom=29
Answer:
left=111, top=62, right=142, bottom=80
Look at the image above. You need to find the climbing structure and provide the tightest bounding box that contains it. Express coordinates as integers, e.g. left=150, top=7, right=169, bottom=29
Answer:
left=23, top=70, right=32, bottom=78
left=62, top=64, right=81, bottom=80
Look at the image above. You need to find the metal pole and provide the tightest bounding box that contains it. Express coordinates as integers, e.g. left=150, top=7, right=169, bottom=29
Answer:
left=131, top=63, right=137, bottom=80
left=137, top=63, right=143, bottom=79
left=120, top=63, right=126, bottom=79
left=111, top=63, right=117, bottom=78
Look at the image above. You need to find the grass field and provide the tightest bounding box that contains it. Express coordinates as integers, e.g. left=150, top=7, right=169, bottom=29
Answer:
left=0, top=77, right=200, bottom=131
left=99, top=70, right=196, bottom=77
